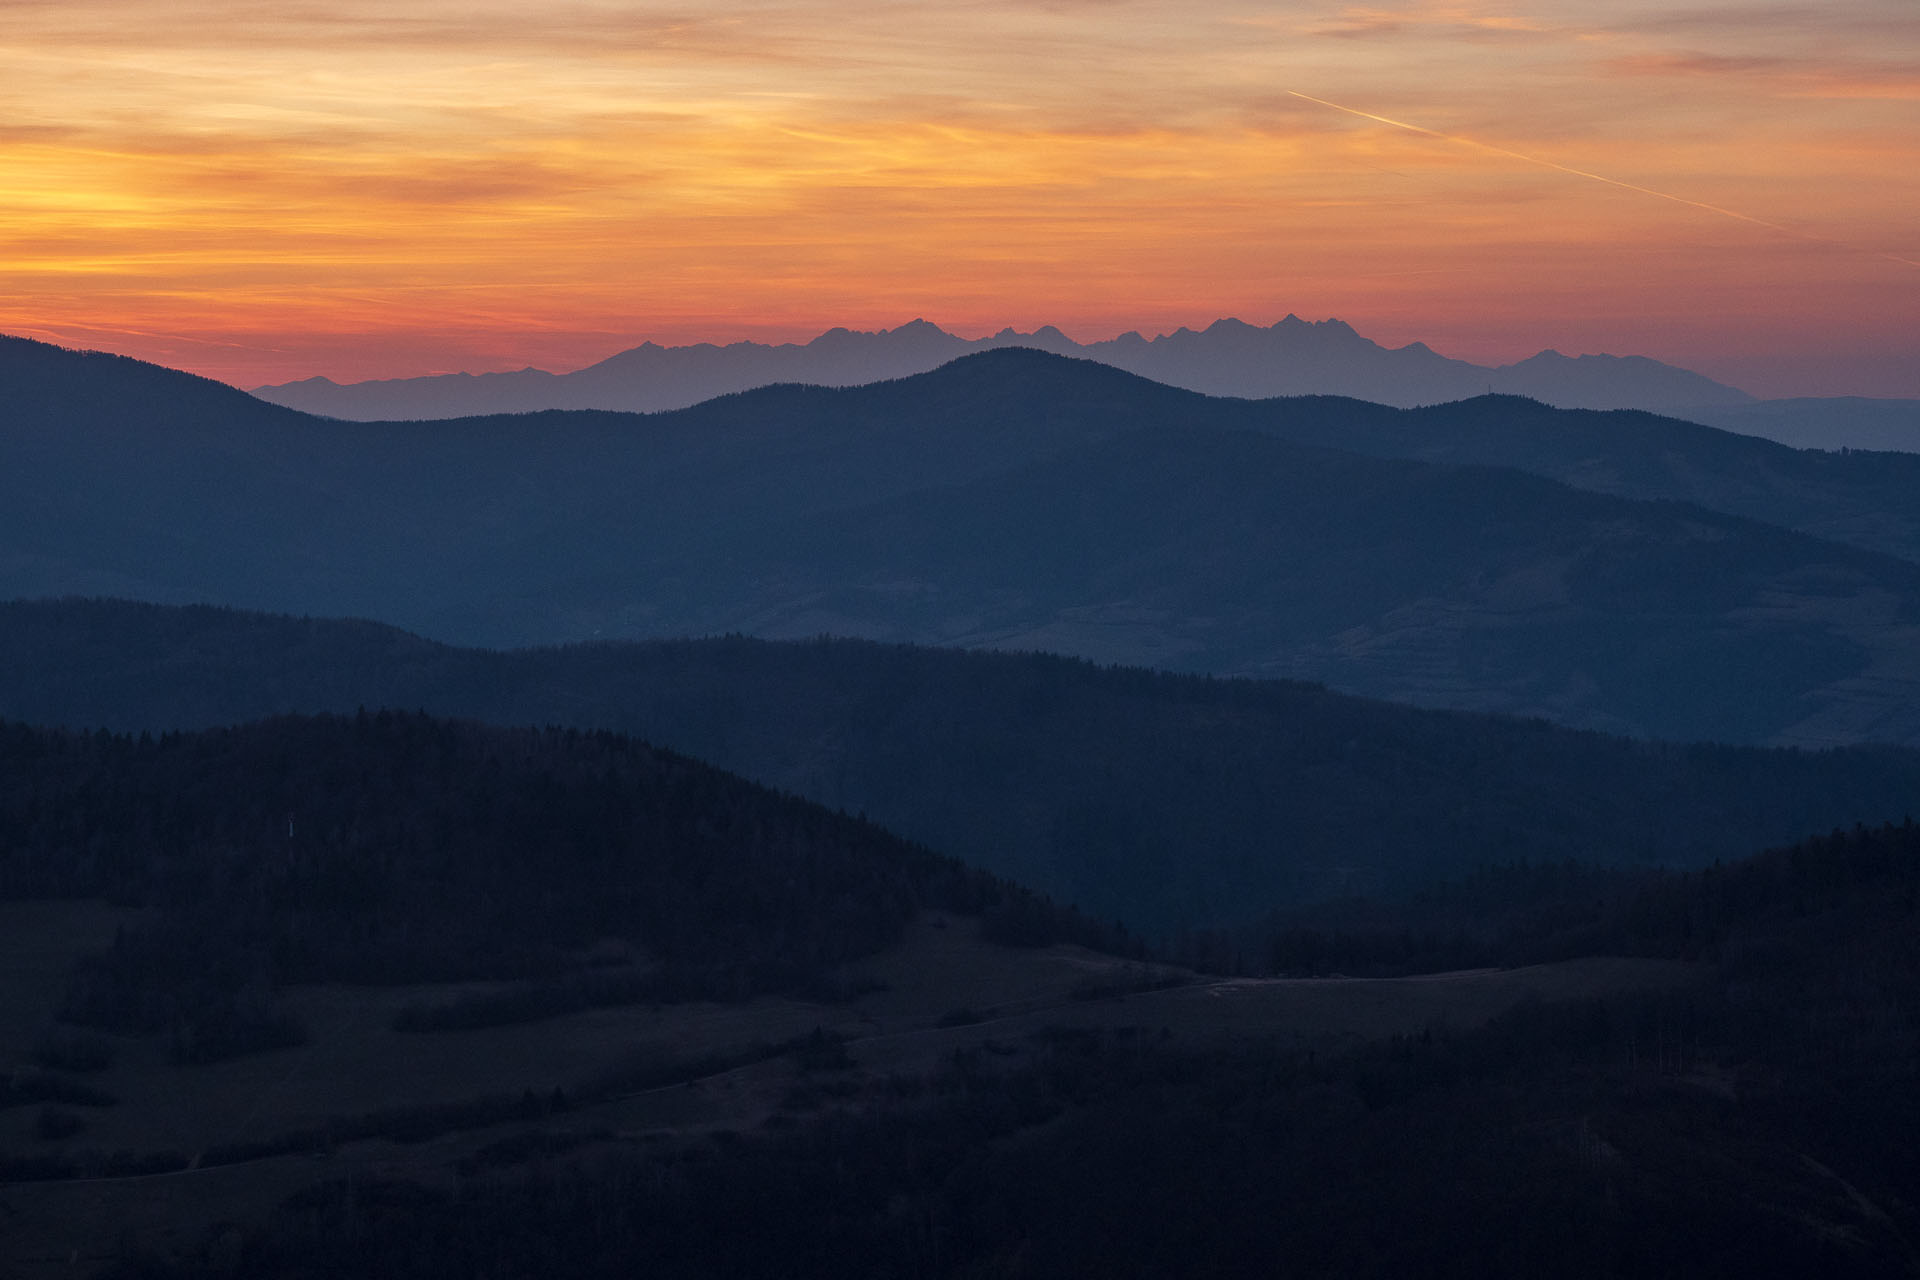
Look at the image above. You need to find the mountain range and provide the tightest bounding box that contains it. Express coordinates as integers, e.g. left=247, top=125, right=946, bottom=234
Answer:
left=10, top=333, right=1920, bottom=745
left=251, top=318, right=1920, bottom=454
left=9, top=325, right=1920, bottom=1276
left=251, top=316, right=1755, bottom=419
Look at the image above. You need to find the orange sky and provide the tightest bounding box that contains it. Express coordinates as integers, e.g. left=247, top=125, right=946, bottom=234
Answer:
left=2, top=0, right=1916, bottom=396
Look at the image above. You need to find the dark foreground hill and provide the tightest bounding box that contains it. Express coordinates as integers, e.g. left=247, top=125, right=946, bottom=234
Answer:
left=64, top=822, right=1920, bottom=1280
left=0, top=710, right=1118, bottom=1061
left=7, top=599, right=1920, bottom=931
left=12, top=337, right=1920, bottom=743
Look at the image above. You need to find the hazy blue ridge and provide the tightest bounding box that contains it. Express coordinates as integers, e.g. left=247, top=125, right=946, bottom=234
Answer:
left=249, top=316, right=1751, bottom=419
left=6, top=597, right=1920, bottom=932
left=10, top=337, right=1920, bottom=747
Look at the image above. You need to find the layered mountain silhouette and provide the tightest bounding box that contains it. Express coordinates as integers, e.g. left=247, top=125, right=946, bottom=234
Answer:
left=250, top=316, right=1753, bottom=419
left=9, top=334, right=1920, bottom=745
left=9, top=334, right=1920, bottom=1277
left=7, top=598, right=1920, bottom=928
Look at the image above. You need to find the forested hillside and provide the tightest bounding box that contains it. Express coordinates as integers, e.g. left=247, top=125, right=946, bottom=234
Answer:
left=103, top=823, right=1920, bottom=1280
left=6, top=600, right=1920, bottom=931
left=0, top=711, right=1119, bottom=1061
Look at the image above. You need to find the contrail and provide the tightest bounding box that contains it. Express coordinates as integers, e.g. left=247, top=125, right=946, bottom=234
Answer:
left=1287, top=90, right=1920, bottom=270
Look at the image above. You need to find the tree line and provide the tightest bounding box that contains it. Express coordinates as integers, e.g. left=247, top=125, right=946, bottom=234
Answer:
left=0, top=711, right=1136, bottom=1061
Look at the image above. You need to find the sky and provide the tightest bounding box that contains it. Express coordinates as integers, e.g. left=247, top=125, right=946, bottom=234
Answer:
left=1, top=0, right=1915, bottom=397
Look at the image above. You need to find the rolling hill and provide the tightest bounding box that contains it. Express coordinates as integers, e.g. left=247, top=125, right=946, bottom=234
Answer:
left=5, top=330, right=1920, bottom=1275
left=0, top=710, right=1119, bottom=1043
left=8, top=820, right=1915, bottom=1279
left=5, top=598, right=1920, bottom=930
left=11, top=336, right=1920, bottom=744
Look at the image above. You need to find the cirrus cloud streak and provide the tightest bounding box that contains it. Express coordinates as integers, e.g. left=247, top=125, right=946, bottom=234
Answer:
left=0, top=0, right=1914, bottom=394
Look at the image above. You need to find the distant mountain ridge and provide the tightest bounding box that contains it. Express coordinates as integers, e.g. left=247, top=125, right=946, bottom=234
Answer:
left=13, top=334, right=1920, bottom=746
left=250, top=316, right=1753, bottom=419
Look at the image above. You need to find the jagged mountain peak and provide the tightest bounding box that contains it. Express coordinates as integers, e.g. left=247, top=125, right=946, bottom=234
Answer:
left=225, top=316, right=1753, bottom=419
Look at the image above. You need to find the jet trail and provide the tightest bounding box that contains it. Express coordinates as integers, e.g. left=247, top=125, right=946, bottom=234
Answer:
left=1287, top=90, right=1920, bottom=270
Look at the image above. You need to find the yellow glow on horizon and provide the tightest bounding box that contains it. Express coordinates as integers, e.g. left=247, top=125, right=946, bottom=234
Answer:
left=1, top=0, right=1915, bottom=394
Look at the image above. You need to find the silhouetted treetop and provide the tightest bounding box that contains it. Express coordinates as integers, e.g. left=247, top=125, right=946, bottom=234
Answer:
left=0, top=711, right=1124, bottom=1016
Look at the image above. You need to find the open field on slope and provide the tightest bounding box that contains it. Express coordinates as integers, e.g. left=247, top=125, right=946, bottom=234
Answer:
left=0, top=901, right=135, bottom=1062
left=0, top=913, right=1701, bottom=1276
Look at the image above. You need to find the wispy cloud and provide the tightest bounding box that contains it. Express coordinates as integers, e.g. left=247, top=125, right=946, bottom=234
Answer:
left=1305, top=3, right=1556, bottom=41
left=1, top=0, right=1915, bottom=392
left=1604, top=51, right=1920, bottom=99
